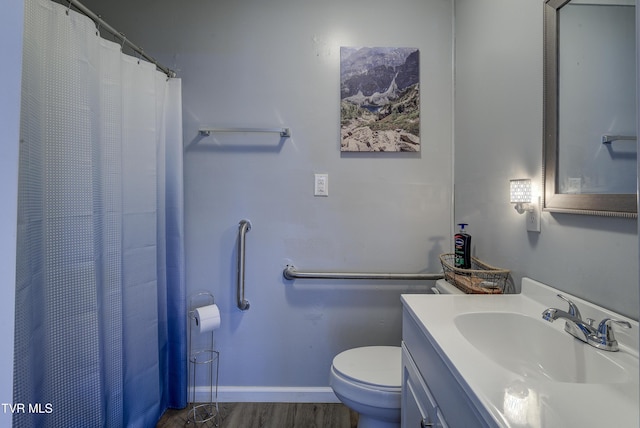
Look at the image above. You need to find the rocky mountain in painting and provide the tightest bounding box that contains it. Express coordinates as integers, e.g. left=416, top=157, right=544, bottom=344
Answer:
left=340, top=48, right=419, bottom=103
left=341, top=82, right=420, bottom=152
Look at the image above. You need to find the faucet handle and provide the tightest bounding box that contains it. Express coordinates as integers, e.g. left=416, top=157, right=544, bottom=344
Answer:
left=556, top=294, right=582, bottom=320
left=597, top=318, right=631, bottom=341
left=589, top=318, right=632, bottom=352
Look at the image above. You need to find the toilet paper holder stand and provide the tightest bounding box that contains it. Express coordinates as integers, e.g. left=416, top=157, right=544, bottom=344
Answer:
left=188, top=292, right=220, bottom=426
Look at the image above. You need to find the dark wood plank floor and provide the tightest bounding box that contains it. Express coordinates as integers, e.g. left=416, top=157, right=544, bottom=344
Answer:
left=156, top=402, right=358, bottom=428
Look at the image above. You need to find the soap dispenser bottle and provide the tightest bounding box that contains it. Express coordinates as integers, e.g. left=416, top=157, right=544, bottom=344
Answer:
left=454, top=223, right=471, bottom=269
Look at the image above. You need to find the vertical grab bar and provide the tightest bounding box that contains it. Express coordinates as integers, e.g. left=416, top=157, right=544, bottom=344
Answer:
left=237, top=219, right=251, bottom=311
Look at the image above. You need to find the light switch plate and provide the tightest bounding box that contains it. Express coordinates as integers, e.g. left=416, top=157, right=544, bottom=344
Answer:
left=314, top=173, right=328, bottom=196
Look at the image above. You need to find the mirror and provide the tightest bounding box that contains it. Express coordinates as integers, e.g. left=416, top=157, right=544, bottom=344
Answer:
left=543, top=0, right=637, bottom=218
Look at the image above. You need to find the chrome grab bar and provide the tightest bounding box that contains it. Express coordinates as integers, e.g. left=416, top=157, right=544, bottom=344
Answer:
left=283, top=265, right=443, bottom=281
left=237, top=220, right=251, bottom=310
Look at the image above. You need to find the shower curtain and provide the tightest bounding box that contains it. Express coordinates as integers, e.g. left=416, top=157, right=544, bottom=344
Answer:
left=14, top=0, right=186, bottom=426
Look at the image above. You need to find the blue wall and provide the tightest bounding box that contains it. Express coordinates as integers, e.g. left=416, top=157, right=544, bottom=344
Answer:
left=455, top=0, right=638, bottom=319
left=80, top=0, right=455, bottom=396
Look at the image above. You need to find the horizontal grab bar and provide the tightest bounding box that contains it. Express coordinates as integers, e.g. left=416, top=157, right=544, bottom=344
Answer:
left=199, top=127, right=291, bottom=138
left=602, top=135, right=637, bottom=144
left=283, top=265, right=444, bottom=281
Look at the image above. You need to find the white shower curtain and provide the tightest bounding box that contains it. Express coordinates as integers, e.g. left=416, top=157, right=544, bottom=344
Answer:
left=14, top=0, right=186, bottom=426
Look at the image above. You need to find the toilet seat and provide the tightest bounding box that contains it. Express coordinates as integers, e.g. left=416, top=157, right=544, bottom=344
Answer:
left=332, top=346, right=401, bottom=388
left=330, top=346, right=401, bottom=409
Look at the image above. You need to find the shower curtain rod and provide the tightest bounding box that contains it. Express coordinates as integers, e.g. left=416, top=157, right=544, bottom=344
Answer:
left=64, top=0, right=176, bottom=78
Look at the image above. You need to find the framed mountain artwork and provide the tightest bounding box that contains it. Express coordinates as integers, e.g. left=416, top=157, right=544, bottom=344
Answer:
left=340, top=47, right=420, bottom=152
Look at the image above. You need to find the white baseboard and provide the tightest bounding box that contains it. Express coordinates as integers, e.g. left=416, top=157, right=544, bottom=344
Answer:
left=190, top=386, right=340, bottom=403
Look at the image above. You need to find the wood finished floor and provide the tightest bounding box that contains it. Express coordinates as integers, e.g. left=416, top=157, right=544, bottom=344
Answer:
left=156, top=402, right=358, bottom=428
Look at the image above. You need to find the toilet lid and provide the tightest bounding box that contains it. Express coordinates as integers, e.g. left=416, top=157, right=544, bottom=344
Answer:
left=332, top=346, right=401, bottom=388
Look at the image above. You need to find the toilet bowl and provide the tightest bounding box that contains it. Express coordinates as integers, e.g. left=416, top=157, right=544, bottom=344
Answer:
left=329, top=346, right=401, bottom=428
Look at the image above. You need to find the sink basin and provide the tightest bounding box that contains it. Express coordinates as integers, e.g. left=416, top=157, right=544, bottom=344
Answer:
left=454, top=312, right=628, bottom=384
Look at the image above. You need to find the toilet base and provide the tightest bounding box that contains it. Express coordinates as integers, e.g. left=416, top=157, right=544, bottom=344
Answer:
left=357, top=413, right=401, bottom=428
left=333, top=389, right=400, bottom=428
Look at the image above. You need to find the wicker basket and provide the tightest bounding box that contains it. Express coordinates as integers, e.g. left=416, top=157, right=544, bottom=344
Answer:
left=439, top=253, right=509, bottom=294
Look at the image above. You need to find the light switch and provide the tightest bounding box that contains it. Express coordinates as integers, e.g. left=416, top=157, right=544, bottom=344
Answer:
left=314, top=173, right=328, bottom=196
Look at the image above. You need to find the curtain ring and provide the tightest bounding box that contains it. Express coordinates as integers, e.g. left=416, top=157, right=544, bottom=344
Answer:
left=120, top=33, right=126, bottom=51
left=135, top=49, right=142, bottom=65
left=95, top=17, right=101, bottom=36
left=65, top=0, right=72, bottom=16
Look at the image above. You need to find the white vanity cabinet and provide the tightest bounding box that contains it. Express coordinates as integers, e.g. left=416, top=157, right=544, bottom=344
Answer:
left=401, top=308, right=494, bottom=428
left=401, top=278, right=640, bottom=428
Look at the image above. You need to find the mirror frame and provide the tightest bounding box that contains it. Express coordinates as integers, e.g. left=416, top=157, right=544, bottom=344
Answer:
left=543, top=0, right=638, bottom=218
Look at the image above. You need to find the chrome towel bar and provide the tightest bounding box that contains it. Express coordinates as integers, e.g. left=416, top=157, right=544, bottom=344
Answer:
left=199, top=127, right=291, bottom=138
left=237, top=220, right=251, bottom=310
left=283, top=265, right=444, bottom=281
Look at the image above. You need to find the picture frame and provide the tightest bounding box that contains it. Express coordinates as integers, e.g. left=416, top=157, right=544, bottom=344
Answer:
left=340, top=47, right=420, bottom=152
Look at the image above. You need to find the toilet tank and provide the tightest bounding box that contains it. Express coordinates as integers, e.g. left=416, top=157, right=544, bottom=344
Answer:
left=433, top=279, right=465, bottom=295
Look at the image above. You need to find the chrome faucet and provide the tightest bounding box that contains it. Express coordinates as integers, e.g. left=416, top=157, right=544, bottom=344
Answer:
left=542, top=294, right=631, bottom=352
left=542, top=294, right=598, bottom=342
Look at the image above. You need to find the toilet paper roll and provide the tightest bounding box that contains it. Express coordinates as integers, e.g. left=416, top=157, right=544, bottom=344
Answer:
left=194, top=304, right=221, bottom=333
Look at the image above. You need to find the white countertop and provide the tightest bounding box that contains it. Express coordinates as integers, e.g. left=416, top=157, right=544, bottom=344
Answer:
left=401, top=277, right=639, bottom=428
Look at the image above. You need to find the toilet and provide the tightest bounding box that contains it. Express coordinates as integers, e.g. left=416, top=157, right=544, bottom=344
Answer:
left=329, top=280, right=462, bottom=428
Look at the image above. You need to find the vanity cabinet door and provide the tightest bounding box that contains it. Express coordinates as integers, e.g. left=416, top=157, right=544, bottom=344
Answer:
left=402, top=344, right=448, bottom=428
left=403, top=371, right=431, bottom=428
